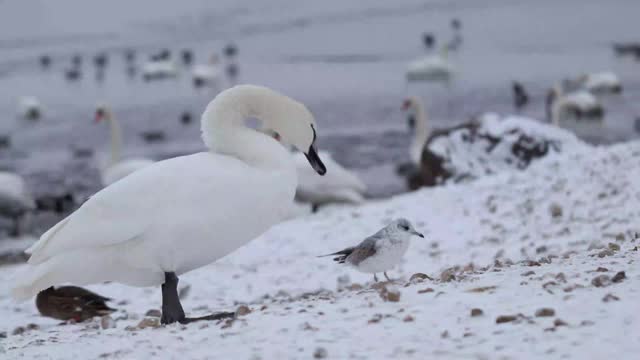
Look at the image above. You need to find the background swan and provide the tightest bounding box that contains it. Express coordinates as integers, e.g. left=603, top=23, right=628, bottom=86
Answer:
left=293, top=150, right=367, bottom=210
left=13, top=85, right=327, bottom=325
left=192, top=54, right=222, bottom=88
left=17, top=96, right=42, bottom=120
left=95, top=105, right=154, bottom=186
left=548, top=85, right=604, bottom=127
left=406, top=48, right=454, bottom=83
left=142, top=59, right=178, bottom=81
left=401, top=97, right=583, bottom=189
left=0, top=171, right=35, bottom=236
left=578, top=71, right=622, bottom=94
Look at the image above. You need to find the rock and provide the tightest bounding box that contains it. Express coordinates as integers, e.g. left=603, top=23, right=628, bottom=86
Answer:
left=368, top=314, right=383, bottom=324
left=0, top=331, right=6, bottom=338
left=12, top=326, right=26, bottom=335
left=346, top=283, right=363, bottom=291
left=603, top=293, right=620, bottom=302
left=313, top=347, right=328, bottom=359
left=403, top=315, right=415, bottom=322
left=608, top=243, right=620, bottom=251
left=553, top=319, right=568, bottom=327
left=101, top=316, right=116, bottom=329
left=466, top=286, right=497, bottom=293
left=409, top=273, right=432, bottom=283
left=612, top=271, right=626, bottom=283
left=591, top=275, right=611, bottom=287
left=418, top=288, right=434, bottom=294
left=596, top=267, right=608, bottom=272
left=440, top=267, right=458, bottom=282
left=26, top=323, right=39, bottom=330
left=440, top=330, right=449, bottom=339
left=536, top=246, right=548, bottom=254
left=471, top=308, right=483, bottom=317
left=496, top=315, right=518, bottom=324
left=597, top=249, right=614, bottom=258
left=549, top=203, right=562, bottom=218
left=236, top=305, right=251, bottom=317
left=137, top=318, right=160, bottom=329
left=145, top=309, right=162, bottom=318
left=521, top=271, right=535, bottom=276
left=378, top=285, right=401, bottom=302
left=535, top=308, right=555, bottom=317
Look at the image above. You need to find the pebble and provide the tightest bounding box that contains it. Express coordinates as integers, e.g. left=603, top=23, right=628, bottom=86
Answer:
left=591, top=275, right=611, bottom=287
left=553, top=319, right=568, bottom=327
left=535, top=308, right=555, bottom=317
left=100, top=316, right=116, bottom=329
left=403, top=315, right=415, bottom=322
left=603, top=293, right=620, bottom=302
left=608, top=243, right=620, bottom=251
left=12, top=326, right=26, bottom=335
left=471, top=308, right=484, bottom=317
left=409, top=273, right=432, bottom=283
left=313, top=347, right=328, bottom=359
left=145, top=309, right=162, bottom=318
left=418, top=288, right=434, bottom=294
left=611, top=271, right=626, bottom=283
left=236, top=305, right=251, bottom=317
left=137, top=318, right=160, bottom=329
left=496, top=315, right=518, bottom=324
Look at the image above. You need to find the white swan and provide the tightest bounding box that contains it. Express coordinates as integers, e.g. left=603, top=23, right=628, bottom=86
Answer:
left=578, top=71, right=622, bottom=94
left=95, top=105, right=154, bottom=186
left=0, top=171, right=35, bottom=236
left=141, top=60, right=178, bottom=81
left=402, top=96, right=430, bottom=164
left=548, top=85, right=604, bottom=127
left=17, top=96, right=42, bottom=120
left=406, top=49, right=454, bottom=83
left=192, top=54, right=222, bottom=88
left=293, top=151, right=366, bottom=209
left=12, top=85, right=327, bottom=325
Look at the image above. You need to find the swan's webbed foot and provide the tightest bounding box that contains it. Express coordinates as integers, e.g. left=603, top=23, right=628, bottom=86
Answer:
left=180, top=312, right=236, bottom=324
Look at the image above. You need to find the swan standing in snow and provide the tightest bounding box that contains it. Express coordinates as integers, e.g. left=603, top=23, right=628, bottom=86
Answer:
left=18, top=97, right=42, bottom=120
left=192, top=54, right=222, bottom=88
left=95, top=105, right=154, bottom=186
left=0, top=172, right=35, bottom=236
left=13, top=85, right=327, bottom=325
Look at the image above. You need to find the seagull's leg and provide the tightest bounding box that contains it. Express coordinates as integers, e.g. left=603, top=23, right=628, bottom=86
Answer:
left=161, top=272, right=235, bottom=325
left=374, top=274, right=379, bottom=282
left=384, top=272, right=391, bottom=281
left=161, top=272, right=185, bottom=324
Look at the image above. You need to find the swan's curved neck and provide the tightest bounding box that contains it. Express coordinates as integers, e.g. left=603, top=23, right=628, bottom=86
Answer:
left=410, top=100, right=429, bottom=164
left=202, top=100, right=293, bottom=174
left=106, top=115, right=122, bottom=165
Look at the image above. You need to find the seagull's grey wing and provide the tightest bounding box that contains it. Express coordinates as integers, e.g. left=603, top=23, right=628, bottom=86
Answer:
left=346, top=235, right=380, bottom=265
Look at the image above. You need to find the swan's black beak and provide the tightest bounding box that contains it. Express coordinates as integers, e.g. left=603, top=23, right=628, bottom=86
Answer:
left=305, top=144, right=326, bottom=176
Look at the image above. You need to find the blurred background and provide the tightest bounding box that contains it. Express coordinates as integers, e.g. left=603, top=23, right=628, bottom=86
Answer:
left=0, top=0, right=638, bottom=246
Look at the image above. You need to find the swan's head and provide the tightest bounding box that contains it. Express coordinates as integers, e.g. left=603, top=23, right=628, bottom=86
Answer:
left=202, top=85, right=327, bottom=175
left=402, top=97, right=422, bottom=131
left=94, top=104, right=112, bottom=122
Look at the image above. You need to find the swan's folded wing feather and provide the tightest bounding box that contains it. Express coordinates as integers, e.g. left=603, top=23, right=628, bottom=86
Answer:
left=27, top=172, right=160, bottom=265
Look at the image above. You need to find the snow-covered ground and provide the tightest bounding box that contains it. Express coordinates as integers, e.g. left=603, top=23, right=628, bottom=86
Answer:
left=0, top=138, right=638, bottom=359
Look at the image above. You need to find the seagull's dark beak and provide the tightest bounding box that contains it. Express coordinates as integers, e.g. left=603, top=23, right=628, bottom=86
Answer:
left=305, top=144, right=326, bottom=176
left=412, top=231, right=424, bottom=238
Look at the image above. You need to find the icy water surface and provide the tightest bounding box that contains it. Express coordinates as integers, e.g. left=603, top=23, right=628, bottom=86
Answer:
left=0, top=0, right=638, bottom=236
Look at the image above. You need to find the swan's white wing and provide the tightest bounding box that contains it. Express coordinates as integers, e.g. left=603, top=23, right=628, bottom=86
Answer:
left=27, top=155, right=188, bottom=264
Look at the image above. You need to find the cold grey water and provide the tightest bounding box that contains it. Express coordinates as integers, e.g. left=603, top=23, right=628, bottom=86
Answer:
left=0, top=0, right=638, bottom=238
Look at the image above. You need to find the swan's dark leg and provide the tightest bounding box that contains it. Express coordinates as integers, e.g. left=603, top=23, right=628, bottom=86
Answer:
left=161, top=272, right=235, bottom=325
left=384, top=272, right=390, bottom=281
left=161, top=272, right=185, bottom=324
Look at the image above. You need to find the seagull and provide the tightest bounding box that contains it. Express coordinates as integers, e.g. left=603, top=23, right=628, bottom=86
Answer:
left=319, top=219, right=423, bottom=282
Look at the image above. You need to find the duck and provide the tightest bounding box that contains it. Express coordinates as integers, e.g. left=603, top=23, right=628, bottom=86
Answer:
left=293, top=151, right=366, bottom=211
left=512, top=81, right=529, bottom=112
left=39, top=55, right=52, bottom=69
left=13, top=85, right=327, bottom=325
left=181, top=49, right=194, bottom=66
left=0, top=171, right=35, bottom=237
left=223, top=43, right=238, bottom=58
left=192, top=54, right=222, bottom=88
left=422, top=32, right=436, bottom=50
left=36, top=286, right=115, bottom=322
left=401, top=97, right=582, bottom=189
left=446, top=18, right=463, bottom=51
left=17, top=96, right=42, bottom=120
left=94, top=105, right=154, bottom=186
left=547, top=84, right=604, bottom=126
left=406, top=48, right=454, bottom=83
left=141, top=59, right=178, bottom=81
